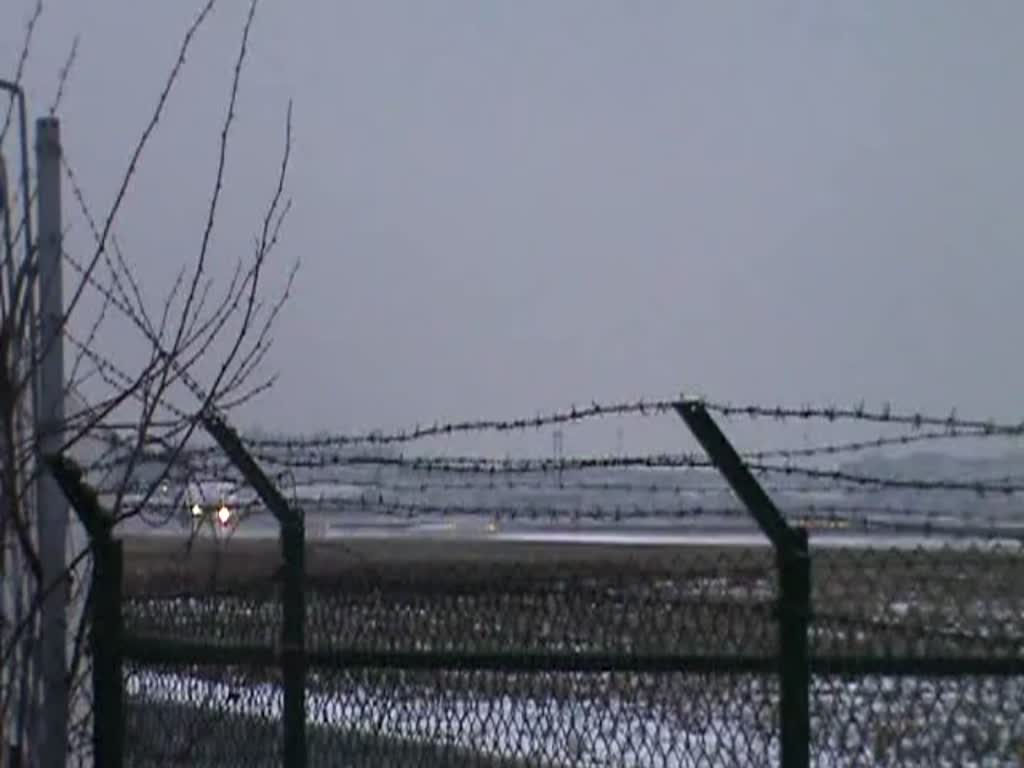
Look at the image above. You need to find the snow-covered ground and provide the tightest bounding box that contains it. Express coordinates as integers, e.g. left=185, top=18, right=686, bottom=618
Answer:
left=124, top=668, right=1024, bottom=766
left=126, top=668, right=775, bottom=766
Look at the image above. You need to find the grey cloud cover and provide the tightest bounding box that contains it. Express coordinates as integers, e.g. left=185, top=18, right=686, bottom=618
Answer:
left=3, top=1, right=1022, bottom=452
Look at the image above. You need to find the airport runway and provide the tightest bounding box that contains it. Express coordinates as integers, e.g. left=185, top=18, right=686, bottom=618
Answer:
left=117, top=507, right=1023, bottom=552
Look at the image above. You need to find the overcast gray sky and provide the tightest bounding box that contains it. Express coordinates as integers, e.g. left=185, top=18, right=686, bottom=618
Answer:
left=3, top=1, right=1023, bottom=454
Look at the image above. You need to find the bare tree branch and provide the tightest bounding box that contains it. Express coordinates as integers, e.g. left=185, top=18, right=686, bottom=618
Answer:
left=2, top=2, right=298, bottom=757
left=0, top=0, right=43, bottom=144
left=48, top=34, right=79, bottom=116
left=175, top=0, right=259, bottom=356
left=16, top=0, right=219, bottom=398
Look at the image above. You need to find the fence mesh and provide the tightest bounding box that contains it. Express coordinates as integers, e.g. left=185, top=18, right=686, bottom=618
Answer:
left=811, top=674, right=1024, bottom=767
left=811, top=544, right=1024, bottom=660
left=306, top=668, right=779, bottom=766
left=57, top=396, right=1024, bottom=765
left=809, top=542, right=1024, bottom=766
left=120, top=544, right=784, bottom=766
left=125, top=661, right=283, bottom=768
left=304, top=548, right=777, bottom=657
left=114, top=535, right=1024, bottom=766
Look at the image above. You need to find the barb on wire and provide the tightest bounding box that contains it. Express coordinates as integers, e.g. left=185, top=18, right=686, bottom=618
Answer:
left=62, top=328, right=193, bottom=423
left=0, top=0, right=42, bottom=143
left=61, top=154, right=157, bottom=342
left=237, top=424, right=1004, bottom=468
left=703, top=399, right=1024, bottom=436
left=124, top=497, right=746, bottom=523
left=85, top=439, right=1024, bottom=497
left=36, top=0, right=219, bottom=403
left=229, top=450, right=1024, bottom=495
left=748, top=461, right=1024, bottom=496
left=330, top=497, right=1022, bottom=528
left=245, top=398, right=681, bottom=449
left=326, top=499, right=749, bottom=523
left=280, top=477, right=735, bottom=496
left=49, top=34, right=80, bottom=115
left=742, top=427, right=1006, bottom=462
left=80, top=450, right=715, bottom=479
left=239, top=396, right=1024, bottom=452
left=250, top=451, right=716, bottom=474
left=115, top=487, right=1024, bottom=542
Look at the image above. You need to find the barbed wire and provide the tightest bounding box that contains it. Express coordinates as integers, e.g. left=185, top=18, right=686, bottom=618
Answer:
left=104, top=461, right=1024, bottom=520
left=243, top=399, right=679, bottom=448
left=703, top=399, right=1024, bottom=434
left=63, top=385, right=1023, bottom=484
left=320, top=497, right=1022, bottom=525
left=236, top=396, right=1024, bottom=450
left=134, top=498, right=745, bottom=523
left=0, top=0, right=42, bottom=144
left=276, top=477, right=764, bottom=496
left=85, top=448, right=712, bottom=475
left=228, top=452, right=1024, bottom=495
left=93, top=462, right=1024, bottom=513
left=746, top=461, right=1024, bottom=496
left=48, top=34, right=79, bottom=116
left=845, top=517, right=1024, bottom=541
left=115, top=492, right=1023, bottom=540
left=741, top=427, right=1009, bottom=461
left=230, top=425, right=1003, bottom=466
left=252, top=451, right=716, bottom=473
left=79, top=461, right=894, bottom=499
left=63, top=330, right=177, bottom=415
left=54, top=373, right=1024, bottom=499
left=333, top=500, right=746, bottom=522
left=88, top=442, right=1024, bottom=497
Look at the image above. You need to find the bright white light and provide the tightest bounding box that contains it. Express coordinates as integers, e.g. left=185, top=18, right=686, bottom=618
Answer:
left=217, top=506, right=232, bottom=526
left=191, top=504, right=203, bottom=517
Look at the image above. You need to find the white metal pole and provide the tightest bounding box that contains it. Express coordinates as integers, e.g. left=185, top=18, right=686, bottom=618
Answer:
left=35, top=116, right=68, bottom=768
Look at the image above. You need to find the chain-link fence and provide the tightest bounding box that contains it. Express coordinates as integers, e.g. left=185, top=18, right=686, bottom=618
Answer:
left=48, top=401, right=1024, bottom=767
left=122, top=546, right=781, bottom=766
left=111, top=539, right=1024, bottom=767
left=809, top=544, right=1024, bottom=765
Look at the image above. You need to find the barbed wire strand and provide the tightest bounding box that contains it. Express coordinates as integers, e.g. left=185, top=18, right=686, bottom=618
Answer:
left=239, top=397, right=1024, bottom=450
left=91, top=441, right=1024, bottom=496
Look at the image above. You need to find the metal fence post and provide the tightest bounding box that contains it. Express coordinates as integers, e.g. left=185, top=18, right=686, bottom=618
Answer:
left=36, top=115, right=70, bottom=768
left=92, top=531, right=124, bottom=768
left=281, top=516, right=306, bottom=768
left=674, top=399, right=811, bottom=768
left=778, top=529, right=810, bottom=767
left=45, top=455, right=123, bottom=768
left=200, top=411, right=306, bottom=768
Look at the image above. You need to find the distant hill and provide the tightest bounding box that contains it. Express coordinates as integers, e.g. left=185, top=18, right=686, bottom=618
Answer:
left=839, top=450, right=1024, bottom=481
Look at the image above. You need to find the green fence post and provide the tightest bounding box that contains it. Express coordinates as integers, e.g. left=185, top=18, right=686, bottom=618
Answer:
left=200, top=411, right=307, bottom=767
left=778, top=528, right=810, bottom=768
left=46, top=454, right=125, bottom=768
left=673, top=399, right=811, bottom=768
left=93, top=531, right=124, bottom=768
left=281, top=517, right=307, bottom=768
